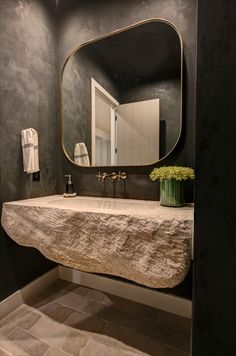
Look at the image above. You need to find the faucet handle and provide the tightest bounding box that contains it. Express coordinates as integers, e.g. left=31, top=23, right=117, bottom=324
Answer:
left=111, top=172, right=118, bottom=180
left=118, top=171, right=127, bottom=181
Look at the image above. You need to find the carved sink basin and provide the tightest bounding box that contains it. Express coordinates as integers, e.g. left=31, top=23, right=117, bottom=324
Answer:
left=1, top=195, right=194, bottom=288
left=49, top=196, right=163, bottom=212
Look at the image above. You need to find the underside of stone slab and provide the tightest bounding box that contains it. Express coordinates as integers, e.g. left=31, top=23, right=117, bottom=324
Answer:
left=1, top=204, right=193, bottom=288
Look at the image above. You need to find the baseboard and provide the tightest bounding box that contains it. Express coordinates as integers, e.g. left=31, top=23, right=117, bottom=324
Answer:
left=59, top=266, right=192, bottom=319
left=0, top=266, right=191, bottom=320
left=21, top=267, right=59, bottom=302
left=0, top=290, right=23, bottom=320
left=0, top=267, right=59, bottom=320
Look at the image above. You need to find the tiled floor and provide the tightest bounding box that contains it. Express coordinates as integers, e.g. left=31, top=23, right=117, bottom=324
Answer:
left=0, top=280, right=191, bottom=356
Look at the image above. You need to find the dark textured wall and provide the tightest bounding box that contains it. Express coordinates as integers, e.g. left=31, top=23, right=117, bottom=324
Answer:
left=58, top=0, right=196, bottom=202
left=0, top=0, right=58, bottom=302
left=0, top=0, right=196, bottom=304
left=63, top=48, right=118, bottom=159
left=193, top=1, right=236, bottom=355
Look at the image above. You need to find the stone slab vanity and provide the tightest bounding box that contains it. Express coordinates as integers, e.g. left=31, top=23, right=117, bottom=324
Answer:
left=1, top=195, right=193, bottom=289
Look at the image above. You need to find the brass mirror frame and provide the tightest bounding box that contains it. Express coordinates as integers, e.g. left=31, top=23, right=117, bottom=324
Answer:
left=60, top=18, right=183, bottom=168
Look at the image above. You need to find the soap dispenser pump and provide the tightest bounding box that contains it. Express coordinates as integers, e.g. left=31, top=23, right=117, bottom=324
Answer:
left=64, top=174, right=75, bottom=194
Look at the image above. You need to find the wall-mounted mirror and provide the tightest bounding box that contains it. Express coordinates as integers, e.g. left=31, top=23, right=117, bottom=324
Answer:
left=61, top=19, right=183, bottom=167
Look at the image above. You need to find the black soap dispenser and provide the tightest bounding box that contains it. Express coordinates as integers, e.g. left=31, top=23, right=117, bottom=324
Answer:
left=64, top=174, right=75, bottom=194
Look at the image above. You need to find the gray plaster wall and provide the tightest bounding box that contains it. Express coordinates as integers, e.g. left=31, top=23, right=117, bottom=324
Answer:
left=0, top=0, right=58, bottom=301
left=58, top=0, right=196, bottom=201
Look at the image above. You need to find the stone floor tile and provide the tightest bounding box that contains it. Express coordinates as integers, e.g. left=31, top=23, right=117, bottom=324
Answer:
left=78, top=335, right=146, bottom=356
left=135, top=303, right=160, bottom=321
left=134, top=318, right=190, bottom=354
left=27, top=287, right=69, bottom=310
left=57, top=292, right=89, bottom=312
left=0, top=339, right=29, bottom=356
left=102, top=307, right=135, bottom=328
left=40, top=302, right=74, bottom=323
left=118, top=328, right=168, bottom=355
left=29, top=317, right=69, bottom=347
left=72, top=286, right=91, bottom=297
left=27, top=280, right=78, bottom=310
left=3, top=327, right=49, bottom=356
left=73, top=286, right=108, bottom=302
left=64, top=311, right=89, bottom=327
left=83, top=300, right=108, bottom=317
left=0, top=321, right=16, bottom=340
left=164, top=347, right=190, bottom=356
left=60, top=330, right=88, bottom=355
left=45, top=347, right=70, bottom=356
left=4, top=306, right=28, bottom=323
left=65, top=311, right=104, bottom=333
left=6, top=308, right=40, bottom=331
left=103, top=294, right=138, bottom=313
left=100, top=321, right=124, bottom=339
left=50, top=280, right=77, bottom=292
left=78, top=337, right=119, bottom=356
left=157, top=311, right=191, bottom=334
left=67, top=284, right=78, bottom=292
left=86, top=289, right=109, bottom=303
left=76, top=317, right=104, bottom=333
left=90, top=332, right=149, bottom=355
left=122, top=352, right=147, bottom=356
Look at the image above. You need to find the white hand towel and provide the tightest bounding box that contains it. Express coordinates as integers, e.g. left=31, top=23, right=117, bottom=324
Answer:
left=74, top=142, right=90, bottom=166
left=21, top=128, right=40, bottom=174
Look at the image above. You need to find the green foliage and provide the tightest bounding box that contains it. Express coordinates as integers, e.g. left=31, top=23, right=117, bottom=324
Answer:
left=150, top=166, right=195, bottom=182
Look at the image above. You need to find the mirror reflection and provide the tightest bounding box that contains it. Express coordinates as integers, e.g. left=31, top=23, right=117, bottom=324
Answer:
left=62, top=20, right=182, bottom=167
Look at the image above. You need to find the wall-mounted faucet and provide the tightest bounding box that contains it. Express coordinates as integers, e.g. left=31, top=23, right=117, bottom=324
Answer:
left=96, top=171, right=127, bottom=182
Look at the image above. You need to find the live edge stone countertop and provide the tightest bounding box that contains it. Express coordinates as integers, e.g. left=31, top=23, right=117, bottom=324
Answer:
left=1, top=195, right=194, bottom=289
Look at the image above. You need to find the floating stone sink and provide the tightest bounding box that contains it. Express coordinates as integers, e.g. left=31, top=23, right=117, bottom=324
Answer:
left=1, top=195, right=193, bottom=288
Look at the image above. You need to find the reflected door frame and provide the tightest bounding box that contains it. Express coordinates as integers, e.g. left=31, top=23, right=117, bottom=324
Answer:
left=91, top=78, right=119, bottom=166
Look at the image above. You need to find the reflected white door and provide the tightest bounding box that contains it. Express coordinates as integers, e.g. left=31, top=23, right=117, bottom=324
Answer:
left=94, top=93, right=112, bottom=166
left=91, top=78, right=119, bottom=166
left=116, top=98, right=160, bottom=165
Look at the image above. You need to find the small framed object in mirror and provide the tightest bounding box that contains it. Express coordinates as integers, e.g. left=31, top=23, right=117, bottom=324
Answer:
left=61, top=19, right=183, bottom=167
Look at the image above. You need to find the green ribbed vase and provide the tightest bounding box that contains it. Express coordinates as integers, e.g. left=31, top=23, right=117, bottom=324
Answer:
left=160, top=179, right=185, bottom=207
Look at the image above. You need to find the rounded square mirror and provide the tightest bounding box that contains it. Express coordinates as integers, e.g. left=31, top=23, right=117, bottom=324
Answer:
left=61, top=19, right=183, bottom=167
